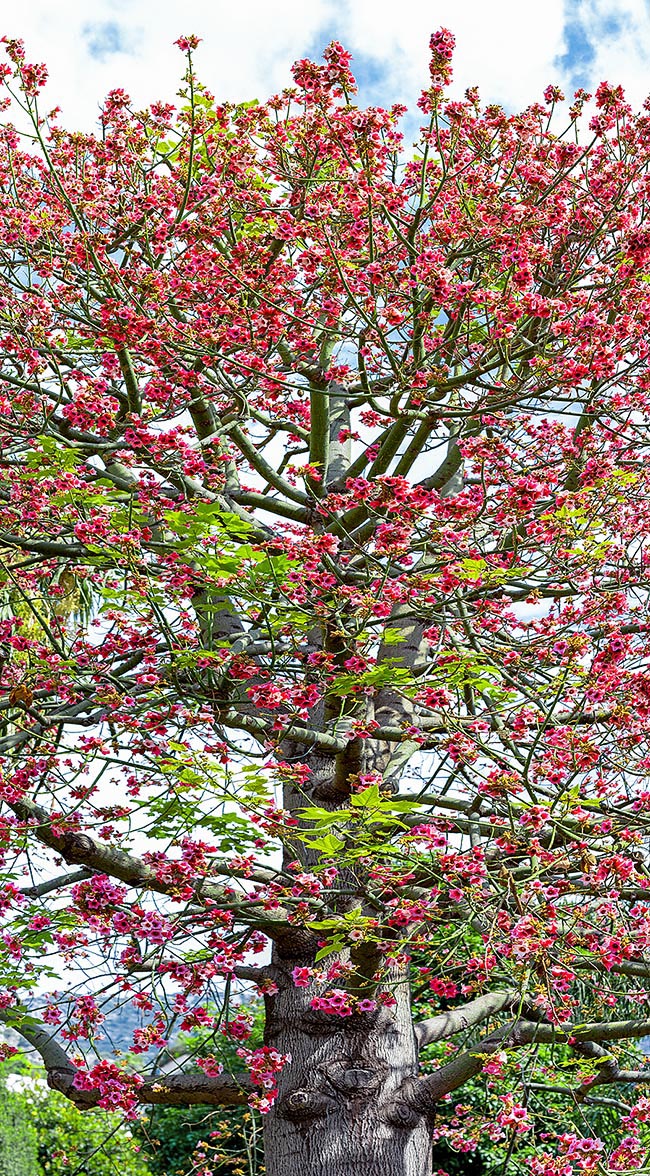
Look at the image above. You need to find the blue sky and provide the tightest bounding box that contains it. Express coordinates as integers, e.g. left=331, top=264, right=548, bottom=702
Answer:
left=3, top=0, right=650, bottom=128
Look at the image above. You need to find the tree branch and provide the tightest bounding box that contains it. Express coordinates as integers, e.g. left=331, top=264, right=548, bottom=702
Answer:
left=8, top=795, right=294, bottom=933
left=0, top=1008, right=251, bottom=1109
left=20, top=868, right=95, bottom=898
left=395, top=1015, right=650, bottom=1116
left=228, top=423, right=310, bottom=505
left=414, top=990, right=515, bottom=1050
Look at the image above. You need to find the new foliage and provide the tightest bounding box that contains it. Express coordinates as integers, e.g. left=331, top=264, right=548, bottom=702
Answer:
left=0, top=26, right=650, bottom=1176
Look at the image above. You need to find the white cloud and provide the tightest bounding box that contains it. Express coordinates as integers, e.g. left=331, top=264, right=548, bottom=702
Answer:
left=2, top=0, right=337, bottom=128
left=339, top=0, right=566, bottom=110
left=560, top=1, right=650, bottom=108
left=2, top=0, right=650, bottom=134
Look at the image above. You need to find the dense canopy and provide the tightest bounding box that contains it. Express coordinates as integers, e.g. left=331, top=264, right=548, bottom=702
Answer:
left=0, top=26, right=650, bottom=1176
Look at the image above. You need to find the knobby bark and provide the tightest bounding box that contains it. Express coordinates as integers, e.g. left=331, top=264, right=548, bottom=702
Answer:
left=262, top=961, right=433, bottom=1176
left=257, top=698, right=438, bottom=1176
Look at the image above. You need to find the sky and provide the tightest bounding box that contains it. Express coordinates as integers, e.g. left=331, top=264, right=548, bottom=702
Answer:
left=4, top=0, right=650, bottom=132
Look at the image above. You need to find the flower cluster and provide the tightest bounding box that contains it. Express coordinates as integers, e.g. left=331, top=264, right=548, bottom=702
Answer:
left=73, top=1061, right=143, bottom=1118
left=309, top=989, right=377, bottom=1017
left=235, top=1046, right=290, bottom=1114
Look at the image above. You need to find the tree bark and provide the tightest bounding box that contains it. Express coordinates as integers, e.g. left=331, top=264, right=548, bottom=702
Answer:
left=262, top=960, right=433, bottom=1176
left=260, top=676, right=437, bottom=1174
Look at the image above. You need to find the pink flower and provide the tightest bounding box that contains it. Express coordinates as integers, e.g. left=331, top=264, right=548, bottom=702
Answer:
left=429, top=28, right=455, bottom=63
left=310, top=988, right=355, bottom=1017
left=174, top=35, right=201, bottom=52
left=73, top=1061, right=143, bottom=1119
left=292, top=966, right=312, bottom=987
left=197, top=1055, right=224, bottom=1078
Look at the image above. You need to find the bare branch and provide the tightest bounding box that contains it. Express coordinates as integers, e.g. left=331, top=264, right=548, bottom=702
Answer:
left=395, top=1015, right=650, bottom=1115
left=20, top=868, right=95, bottom=898
left=414, top=991, right=515, bottom=1050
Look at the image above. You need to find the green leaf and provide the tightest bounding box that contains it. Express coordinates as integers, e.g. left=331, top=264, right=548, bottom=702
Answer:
left=379, top=627, right=407, bottom=645
left=302, top=833, right=346, bottom=854
left=328, top=663, right=414, bottom=697
left=299, top=805, right=345, bottom=826
left=315, top=937, right=346, bottom=962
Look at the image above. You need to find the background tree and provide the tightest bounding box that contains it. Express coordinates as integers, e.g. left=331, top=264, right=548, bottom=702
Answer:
left=137, top=1103, right=263, bottom=1176
left=0, top=1074, right=40, bottom=1176
left=134, top=1009, right=266, bottom=1176
left=0, top=1060, right=152, bottom=1176
left=2, top=25, right=650, bottom=1176
left=21, top=1081, right=151, bottom=1176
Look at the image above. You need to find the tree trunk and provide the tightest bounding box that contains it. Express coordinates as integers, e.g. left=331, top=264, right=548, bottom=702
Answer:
left=262, top=960, right=432, bottom=1176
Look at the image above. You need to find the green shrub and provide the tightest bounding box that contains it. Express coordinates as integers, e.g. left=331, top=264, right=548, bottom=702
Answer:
left=0, top=1083, right=40, bottom=1176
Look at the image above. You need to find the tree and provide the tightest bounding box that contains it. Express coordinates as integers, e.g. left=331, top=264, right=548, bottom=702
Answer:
left=3, top=21, right=650, bottom=1176
left=0, top=1078, right=39, bottom=1176
left=18, top=1074, right=151, bottom=1176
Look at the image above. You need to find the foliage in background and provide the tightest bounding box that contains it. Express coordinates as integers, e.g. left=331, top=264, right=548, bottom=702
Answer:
left=136, top=1010, right=266, bottom=1176
left=0, top=1064, right=149, bottom=1176
left=138, top=1104, right=263, bottom=1176
left=0, top=1079, right=39, bottom=1176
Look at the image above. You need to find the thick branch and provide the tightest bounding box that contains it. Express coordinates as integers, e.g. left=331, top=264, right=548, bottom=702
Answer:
left=513, top=1018, right=650, bottom=1046
left=414, top=990, right=515, bottom=1050
left=220, top=708, right=346, bottom=751
left=8, top=796, right=327, bottom=957
left=0, top=1007, right=251, bottom=1109
left=8, top=796, right=293, bottom=933
left=397, top=1015, right=650, bottom=1114
left=407, top=1024, right=512, bottom=1108
left=50, top=1066, right=252, bottom=1109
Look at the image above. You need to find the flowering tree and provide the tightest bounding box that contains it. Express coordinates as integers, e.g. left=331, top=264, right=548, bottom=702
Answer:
left=2, top=25, right=650, bottom=1176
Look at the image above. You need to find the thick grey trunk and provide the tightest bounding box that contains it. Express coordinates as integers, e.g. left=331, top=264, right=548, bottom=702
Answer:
left=263, top=962, right=432, bottom=1176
